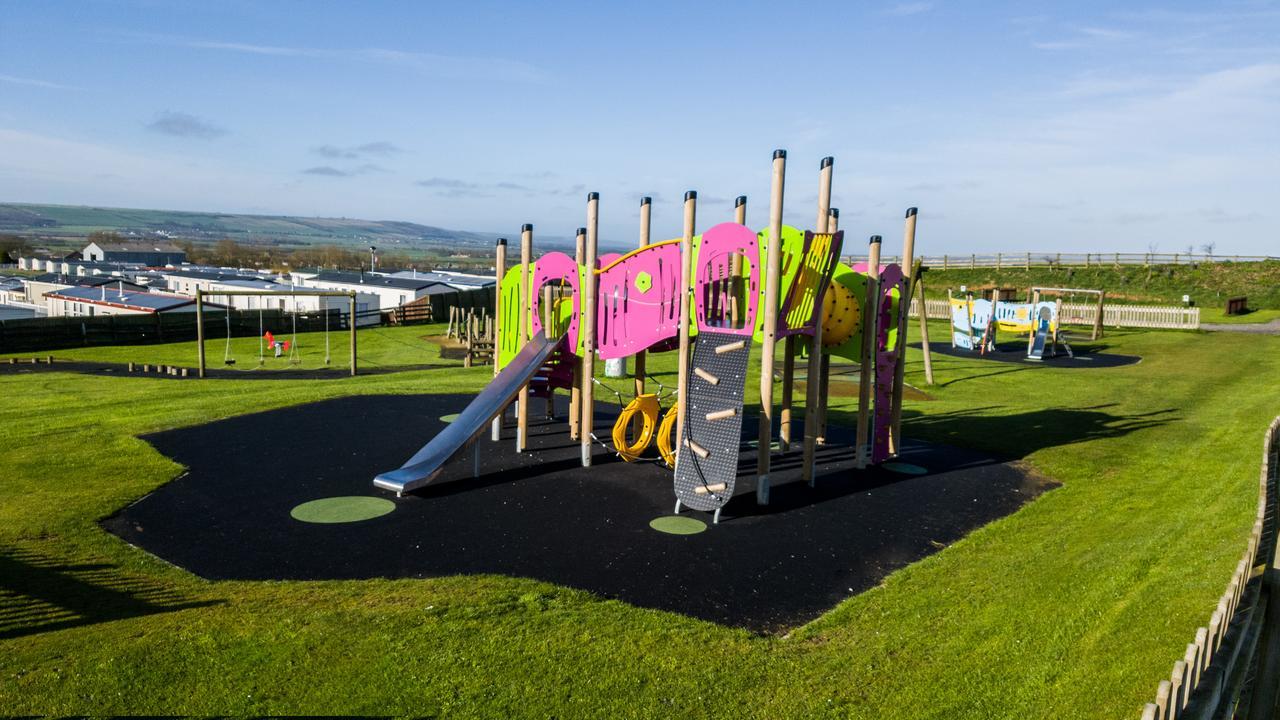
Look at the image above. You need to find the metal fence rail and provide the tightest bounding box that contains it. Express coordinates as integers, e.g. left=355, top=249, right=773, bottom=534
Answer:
left=909, top=298, right=1201, bottom=330
left=848, top=252, right=1280, bottom=270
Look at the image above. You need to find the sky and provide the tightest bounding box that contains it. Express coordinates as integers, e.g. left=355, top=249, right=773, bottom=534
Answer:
left=1, top=0, right=1278, bottom=253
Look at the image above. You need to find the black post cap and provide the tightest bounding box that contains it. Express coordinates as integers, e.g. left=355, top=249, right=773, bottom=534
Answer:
left=870, top=235, right=882, bottom=244
left=496, top=237, right=507, bottom=246
left=522, top=223, right=533, bottom=232
left=640, top=196, right=651, bottom=206
left=576, top=227, right=586, bottom=236
left=821, top=156, right=834, bottom=169
left=829, top=208, right=839, bottom=219
left=773, top=149, right=787, bottom=159
left=685, top=190, right=697, bottom=201
left=735, top=195, right=747, bottom=207
left=906, top=207, right=918, bottom=218
left=587, top=191, right=599, bottom=201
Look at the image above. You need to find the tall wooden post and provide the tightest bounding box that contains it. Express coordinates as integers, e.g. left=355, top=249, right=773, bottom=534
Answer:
left=916, top=274, right=934, bottom=385
left=569, top=227, right=585, bottom=440
left=490, top=237, right=507, bottom=441
left=675, top=191, right=697, bottom=453
left=517, top=224, right=533, bottom=452
left=816, top=206, right=838, bottom=442
left=580, top=195, right=599, bottom=466
left=757, top=150, right=786, bottom=505
left=349, top=292, right=358, bottom=376
left=632, top=197, right=652, bottom=437
left=195, top=288, right=206, bottom=378
left=888, top=207, right=918, bottom=457
left=1093, top=290, right=1106, bottom=340
left=730, top=195, right=746, bottom=327
left=855, top=236, right=882, bottom=469
left=802, top=156, right=833, bottom=485
left=1026, top=288, right=1041, bottom=355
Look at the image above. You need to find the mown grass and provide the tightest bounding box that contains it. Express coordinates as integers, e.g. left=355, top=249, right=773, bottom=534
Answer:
left=1, top=322, right=1277, bottom=717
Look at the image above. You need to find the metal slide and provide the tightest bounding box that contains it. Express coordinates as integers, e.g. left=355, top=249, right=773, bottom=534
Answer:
left=373, top=330, right=564, bottom=496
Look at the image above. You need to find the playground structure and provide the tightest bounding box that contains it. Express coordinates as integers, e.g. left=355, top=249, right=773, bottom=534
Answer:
left=947, top=286, right=1106, bottom=360
left=194, top=288, right=358, bottom=377
left=374, top=150, right=923, bottom=522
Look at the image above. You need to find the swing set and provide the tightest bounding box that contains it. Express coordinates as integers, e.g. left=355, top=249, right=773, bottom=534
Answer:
left=193, top=288, right=360, bottom=377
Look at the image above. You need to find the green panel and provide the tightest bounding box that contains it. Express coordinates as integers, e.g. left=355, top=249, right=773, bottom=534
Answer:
left=752, top=225, right=806, bottom=343
left=496, top=264, right=526, bottom=369
left=824, top=262, right=869, bottom=363
left=290, top=496, right=396, bottom=524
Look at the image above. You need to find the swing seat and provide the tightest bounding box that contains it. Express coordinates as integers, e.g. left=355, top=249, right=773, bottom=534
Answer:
left=224, top=359, right=237, bottom=366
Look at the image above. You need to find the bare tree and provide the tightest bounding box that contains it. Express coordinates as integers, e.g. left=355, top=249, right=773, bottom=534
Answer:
left=1200, top=241, right=1217, bottom=259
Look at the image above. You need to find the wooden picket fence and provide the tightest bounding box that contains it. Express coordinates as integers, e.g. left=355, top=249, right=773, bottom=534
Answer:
left=857, top=252, right=1279, bottom=270
left=909, top=299, right=1200, bottom=330
left=1140, top=416, right=1280, bottom=719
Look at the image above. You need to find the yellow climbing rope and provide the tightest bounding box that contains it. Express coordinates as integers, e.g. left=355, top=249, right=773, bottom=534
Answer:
left=611, top=393, right=661, bottom=462
left=656, top=403, right=680, bottom=467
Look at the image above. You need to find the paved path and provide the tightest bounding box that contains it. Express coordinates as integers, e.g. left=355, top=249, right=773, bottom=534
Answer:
left=1200, top=319, right=1280, bottom=334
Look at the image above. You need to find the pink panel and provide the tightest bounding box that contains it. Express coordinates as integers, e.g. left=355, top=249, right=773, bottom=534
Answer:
left=528, top=252, right=580, bottom=351
left=694, top=223, right=759, bottom=336
left=598, top=252, right=621, bottom=268
left=848, top=262, right=907, bottom=464
left=595, top=241, right=683, bottom=360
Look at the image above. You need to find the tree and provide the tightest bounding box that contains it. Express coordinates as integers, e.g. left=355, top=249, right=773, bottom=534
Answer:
left=0, top=233, right=29, bottom=263
left=1200, top=241, right=1217, bottom=260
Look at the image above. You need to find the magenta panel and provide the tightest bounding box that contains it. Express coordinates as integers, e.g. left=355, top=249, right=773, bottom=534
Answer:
left=595, top=241, right=684, bottom=360
left=528, top=251, right=580, bottom=351
left=694, top=222, right=759, bottom=337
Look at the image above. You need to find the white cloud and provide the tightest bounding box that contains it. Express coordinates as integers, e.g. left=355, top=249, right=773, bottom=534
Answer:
left=0, top=73, right=78, bottom=90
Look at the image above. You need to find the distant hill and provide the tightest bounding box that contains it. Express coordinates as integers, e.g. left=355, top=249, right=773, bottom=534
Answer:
left=0, top=202, right=574, bottom=254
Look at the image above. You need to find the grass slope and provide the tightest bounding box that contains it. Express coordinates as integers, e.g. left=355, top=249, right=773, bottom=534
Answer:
left=922, top=260, right=1280, bottom=311
left=1, top=323, right=1277, bottom=717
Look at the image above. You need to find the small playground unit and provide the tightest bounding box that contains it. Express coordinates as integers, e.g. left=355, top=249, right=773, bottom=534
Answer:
left=373, top=151, right=923, bottom=523
left=947, top=286, right=1107, bottom=361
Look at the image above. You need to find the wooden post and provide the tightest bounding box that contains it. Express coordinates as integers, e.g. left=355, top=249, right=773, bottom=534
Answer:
left=888, top=208, right=918, bottom=457
left=947, top=288, right=956, bottom=348
left=580, top=197, right=599, bottom=466
left=1053, top=297, right=1064, bottom=354
left=517, top=223, right=533, bottom=452
left=802, top=156, right=833, bottom=485
left=916, top=274, right=934, bottom=385
left=632, top=197, right=652, bottom=438
left=491, top=238, right=507, bottom=441
left=855, top=236, right=883, bottom=468
left=569, top=227, right=585, bottom=441
left=195, top=288, right=206, bottom=378
left=731, top=195, right=746, bottom=327
left=816, top=206, right=838, bottom=443
left=349, top=292, right=357, bottom=376
left=757, top=149, right=786, bottom=505
left=674, top=191, right=697, bottom=455
left=1093, top=290, right=1105, bottom=340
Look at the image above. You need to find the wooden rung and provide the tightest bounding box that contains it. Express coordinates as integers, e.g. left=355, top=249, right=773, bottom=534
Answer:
left=693, top=367, right=720, bottom=385
left=714, top=340, right=746, bottom=354
left=694, top=482, right=728, bottom=495
left=705, top=408, right=737, bottom=421
left=684, top=439, right=710, bottom=458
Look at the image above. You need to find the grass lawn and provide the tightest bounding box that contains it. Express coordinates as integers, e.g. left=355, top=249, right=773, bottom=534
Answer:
left=2, top=322, right=1278, bottom=717
left=1197, top=307, right=1280, bottom=325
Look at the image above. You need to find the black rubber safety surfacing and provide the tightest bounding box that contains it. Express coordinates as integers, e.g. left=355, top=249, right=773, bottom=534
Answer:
left=103, top=394, right=1059, bottom=632
left=674, top=330, right=752, bottom=512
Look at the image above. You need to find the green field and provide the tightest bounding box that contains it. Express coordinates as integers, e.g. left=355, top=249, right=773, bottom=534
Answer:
left=2, top=322, right=1277, bottom=717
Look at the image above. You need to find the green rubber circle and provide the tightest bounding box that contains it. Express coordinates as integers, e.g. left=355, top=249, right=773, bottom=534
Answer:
left=291, top=496, right=396, bottom=524
left=883, top=462, right=928, bottom=475
left=649, top=515, right=707, bottom=535
left=440, top=413, right=460, bottom=424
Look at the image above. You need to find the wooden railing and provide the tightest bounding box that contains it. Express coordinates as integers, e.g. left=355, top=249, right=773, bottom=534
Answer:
left=1141, top=416, right=1280, bottom=719
left=850, top=252, right=1279, bottom=270
left=908, top=299, right=1200, bottom=330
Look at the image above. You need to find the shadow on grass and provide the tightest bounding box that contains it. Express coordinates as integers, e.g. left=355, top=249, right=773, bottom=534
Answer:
left=893, top=403, right=1177, bottom=460
left=0, top=546, right=222, bottom=640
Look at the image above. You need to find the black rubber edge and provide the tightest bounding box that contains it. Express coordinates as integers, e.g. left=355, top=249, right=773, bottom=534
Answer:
left=830, top=208, right=839, bottom=219
left=576, top=227, right=586, bottom=236
left=685, top=190, right=697, bottom=201
left=870, top=235, right=882, bottom=244
left=773, top=149, right=786, bottom=159
left=821, top=156, right=834, bottom=169
left=587, top=191, right=599, bottom=201
left=496, top=237, right=507, bottom=246
left=640, top=196, right=651, bottom=206
left=522, top=223, right=533, bottom=232
left=735, top=195, right=747, bottom=207
left=906, top=207, right=918, bottom=218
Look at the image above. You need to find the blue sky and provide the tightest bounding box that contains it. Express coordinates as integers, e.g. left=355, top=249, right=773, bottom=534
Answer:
left=1, top=0, right=1277, bottom=253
